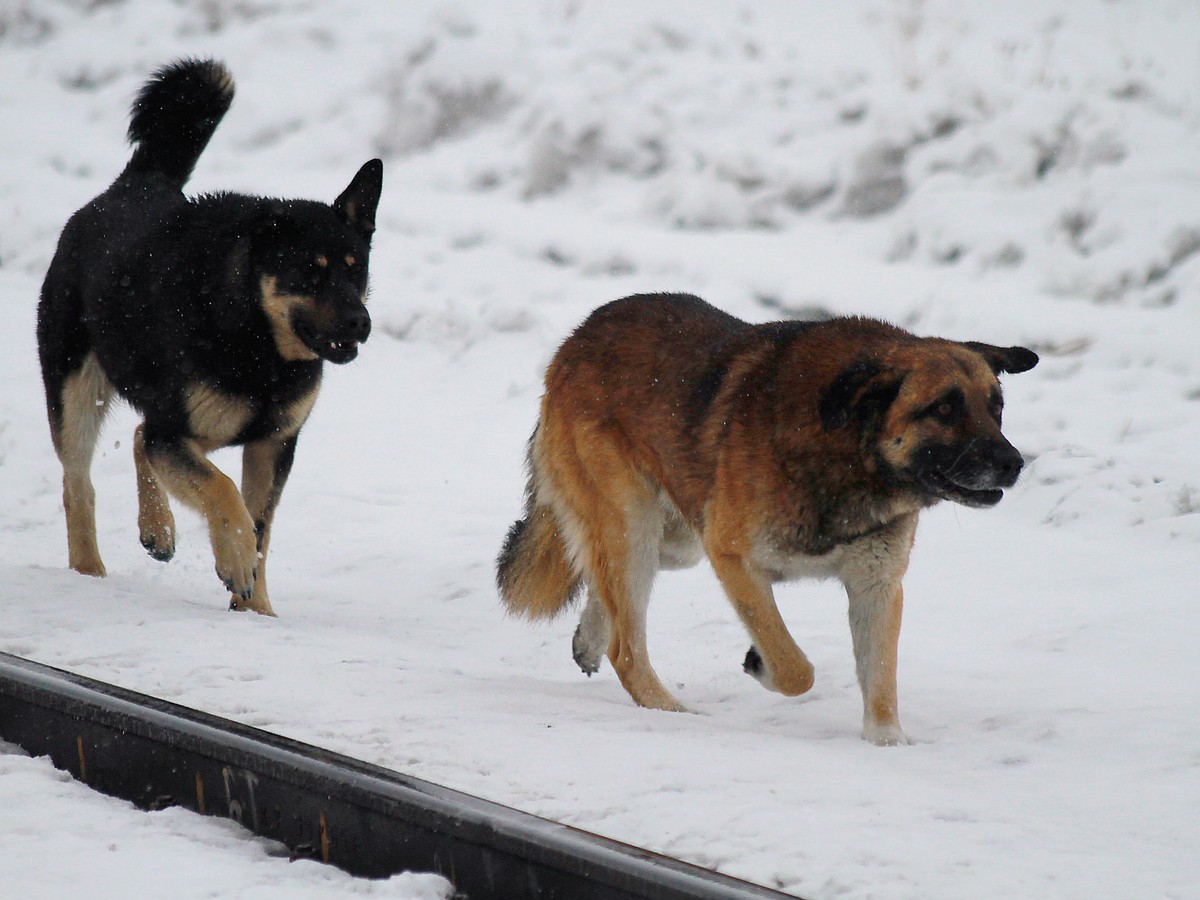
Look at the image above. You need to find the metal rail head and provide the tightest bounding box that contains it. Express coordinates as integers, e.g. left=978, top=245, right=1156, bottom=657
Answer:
left=0, top=652, right=798, bottom=900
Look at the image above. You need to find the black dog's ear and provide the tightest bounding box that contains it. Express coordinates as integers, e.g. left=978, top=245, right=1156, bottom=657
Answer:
left=963, top=341, right=1039, bottom=375
left=334, top=158, right=383, bottom=241
left=819, top=360, right=902, bottom=432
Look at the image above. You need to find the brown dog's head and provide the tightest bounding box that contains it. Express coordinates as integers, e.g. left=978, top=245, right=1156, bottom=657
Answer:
left=819, top=338, right=1038, bottom=508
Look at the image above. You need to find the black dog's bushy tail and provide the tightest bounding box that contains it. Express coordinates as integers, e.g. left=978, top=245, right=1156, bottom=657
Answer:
left=123, top=58, right=235, bottom=189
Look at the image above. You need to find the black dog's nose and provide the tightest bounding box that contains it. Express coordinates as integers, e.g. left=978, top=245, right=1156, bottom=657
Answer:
left=341, top=307, right=371, bottom=341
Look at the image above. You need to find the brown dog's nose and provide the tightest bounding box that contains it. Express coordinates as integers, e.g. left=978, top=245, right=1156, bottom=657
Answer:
left=992, top=442, right=1024, bottom=485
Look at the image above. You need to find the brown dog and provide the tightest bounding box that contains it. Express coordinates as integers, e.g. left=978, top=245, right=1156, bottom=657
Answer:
left=497, top=293, right=1037, bottom=744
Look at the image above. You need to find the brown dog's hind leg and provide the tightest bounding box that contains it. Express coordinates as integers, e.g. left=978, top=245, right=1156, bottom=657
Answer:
left=572, top=586, right=610, bottom=676
left=552, top=426, right=683, bottom=710
left=53, top=354, right=114, bottom=577
left=591, top=492, right=688, bottom=712
left=133, top=423, right=176, bottom=562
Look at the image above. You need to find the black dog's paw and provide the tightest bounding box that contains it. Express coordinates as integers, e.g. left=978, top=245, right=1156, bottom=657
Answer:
left=743, top=646, right=764, bottom=677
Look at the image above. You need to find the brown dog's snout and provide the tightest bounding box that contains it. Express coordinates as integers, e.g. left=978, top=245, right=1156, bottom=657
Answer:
left=975, top=439, right=1024, bottom=488
left=939, top=437, right=1025, bottom=492
left=991, top=441, right=1024, bottom=485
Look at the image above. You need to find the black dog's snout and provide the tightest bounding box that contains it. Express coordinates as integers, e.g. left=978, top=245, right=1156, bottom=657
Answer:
left=341, top=307, right=371, bottom=341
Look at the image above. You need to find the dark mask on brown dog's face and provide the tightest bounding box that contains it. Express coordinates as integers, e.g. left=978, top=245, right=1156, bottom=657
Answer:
left=820, top=339, right=1038, bottom=508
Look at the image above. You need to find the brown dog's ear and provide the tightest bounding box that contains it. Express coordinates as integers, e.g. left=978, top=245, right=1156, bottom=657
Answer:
left=819, top=360, right=903, bottom=432
left=334, top=158, right=383, bottom=241
left=963, top=341, right=1039, bottom=375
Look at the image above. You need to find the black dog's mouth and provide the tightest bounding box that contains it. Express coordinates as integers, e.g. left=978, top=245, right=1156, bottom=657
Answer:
left=295, top=322, right=362, bottom=364
left=918, top=469, right=1004, bottom=509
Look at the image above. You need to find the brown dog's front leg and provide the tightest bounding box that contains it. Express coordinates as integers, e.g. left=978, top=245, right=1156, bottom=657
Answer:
left=710, top=551, right=816, bottom=697
left=841, top=513, right=918, bottom=746
left=846, top=579, right=907, bottom=746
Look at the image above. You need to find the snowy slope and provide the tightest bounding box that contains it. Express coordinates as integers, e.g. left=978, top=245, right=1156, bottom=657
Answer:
left=1, top=2, right=1198, bottom=898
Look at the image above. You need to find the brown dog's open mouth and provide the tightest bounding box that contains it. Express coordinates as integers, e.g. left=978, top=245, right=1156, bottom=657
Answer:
left=920, top=470, right=1004, bottom=508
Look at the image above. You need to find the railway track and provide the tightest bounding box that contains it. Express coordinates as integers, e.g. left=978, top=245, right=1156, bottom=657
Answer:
left=0, top=652, right=796, bottom=899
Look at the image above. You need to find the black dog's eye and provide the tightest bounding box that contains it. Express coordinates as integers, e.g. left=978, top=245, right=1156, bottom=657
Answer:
left=308, top=255, right=329, bottom=286
left=989, top=390, right=1004, bottom=423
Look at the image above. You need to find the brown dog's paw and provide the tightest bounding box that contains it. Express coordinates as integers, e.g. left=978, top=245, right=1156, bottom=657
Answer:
left=863, top=721, right=909, bottom=747
left=743, top=646, right=815, bottom=696
left=70, top=557, right=108, bottom=578
left=139, top=527, right=175, bottom=562
left=229, top=591, right=277, bottom=617
left=743, top=646, right=764, bottom=677
left=572, top=623, right=605, bottom=676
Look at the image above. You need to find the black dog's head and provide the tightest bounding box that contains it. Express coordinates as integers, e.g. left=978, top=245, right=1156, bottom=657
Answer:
left=254, top=159, right=383, bottom=364
left=820, top=338, right=1039, bottom=508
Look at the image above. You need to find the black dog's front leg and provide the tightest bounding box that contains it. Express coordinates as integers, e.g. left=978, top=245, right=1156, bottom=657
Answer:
left=231, top=435, right=298, bottom=616
left=142, top=431, right=259, bottom=603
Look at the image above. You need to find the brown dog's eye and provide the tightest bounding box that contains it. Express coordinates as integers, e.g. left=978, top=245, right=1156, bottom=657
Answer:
left=921, top=389, right=964, bottom=423
left=989, top=390, right=1004, bottom=423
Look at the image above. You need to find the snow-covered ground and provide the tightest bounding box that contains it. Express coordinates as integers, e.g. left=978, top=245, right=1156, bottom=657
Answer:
left=2, top=2, right=1198, bottom=898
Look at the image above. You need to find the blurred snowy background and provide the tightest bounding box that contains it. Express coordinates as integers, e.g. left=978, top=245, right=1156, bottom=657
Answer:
left=1, top=2, right=1197, bottom=898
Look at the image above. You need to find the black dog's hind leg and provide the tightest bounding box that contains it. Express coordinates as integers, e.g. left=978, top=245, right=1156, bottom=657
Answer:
left=140, top=430, right=259, bottom=603
left=228, top=436, right=297, bottom=617
left=49, top=353, right=115, bottom=577
left=133, top=423, right=176, bottom=562
left=38, top=264, right=115, bottom=577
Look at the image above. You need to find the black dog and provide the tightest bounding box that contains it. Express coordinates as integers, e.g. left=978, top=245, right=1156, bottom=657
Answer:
left=37, top=58, right=383, bottom=615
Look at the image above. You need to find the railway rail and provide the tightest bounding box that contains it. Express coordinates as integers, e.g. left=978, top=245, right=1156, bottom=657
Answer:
left=0, top=652, right=797, bottom=899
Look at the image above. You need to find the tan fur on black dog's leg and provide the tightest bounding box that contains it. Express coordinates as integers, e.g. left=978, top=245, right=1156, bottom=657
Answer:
left=145, top=438, right=258, bottom=600
left=56, top=353, right=113, bottom=577
left=134, top=424, right=176, bottom=562
left=229, top=437, right=298, bottom=617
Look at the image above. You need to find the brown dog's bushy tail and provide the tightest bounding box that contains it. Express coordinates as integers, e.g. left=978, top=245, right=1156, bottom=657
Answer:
left=497, top=440, right=582, bottom=619
left=124, top=58, right=235, bottom=190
